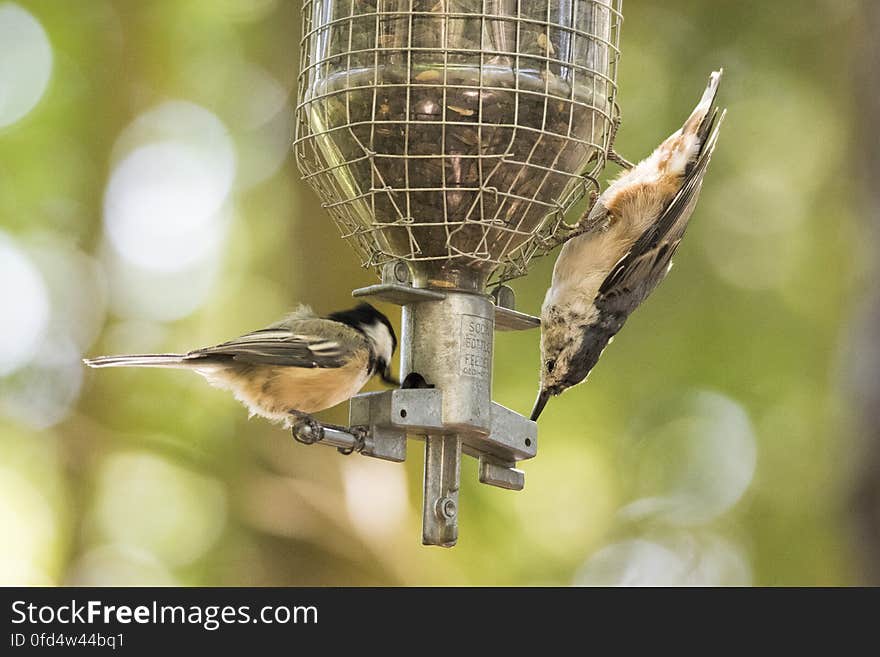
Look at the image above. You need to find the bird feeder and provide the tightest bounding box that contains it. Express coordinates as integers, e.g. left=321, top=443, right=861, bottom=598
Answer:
left=293, top=0, right=622, bottom=546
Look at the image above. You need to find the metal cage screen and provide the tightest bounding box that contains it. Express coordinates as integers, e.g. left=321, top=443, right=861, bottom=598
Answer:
left=295, top=0, right=622, bottom=284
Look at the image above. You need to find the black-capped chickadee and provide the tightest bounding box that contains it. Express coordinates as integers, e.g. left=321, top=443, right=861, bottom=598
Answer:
left=84, top=303, right=398, bottom=426
left=531, top=70, right=726, bottom=421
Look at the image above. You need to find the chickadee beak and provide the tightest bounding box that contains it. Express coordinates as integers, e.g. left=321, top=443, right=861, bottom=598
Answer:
left=530, top=389, right=551, bottom=422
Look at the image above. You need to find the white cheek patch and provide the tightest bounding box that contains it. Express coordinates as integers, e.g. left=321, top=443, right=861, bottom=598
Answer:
left=361, top=321, right=394, bottom=369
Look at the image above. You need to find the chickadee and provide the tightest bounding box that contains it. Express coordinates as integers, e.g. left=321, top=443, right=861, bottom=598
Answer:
left=531, top=70, right=726, bottom=421
left=84, top=302, right=397, bottom=425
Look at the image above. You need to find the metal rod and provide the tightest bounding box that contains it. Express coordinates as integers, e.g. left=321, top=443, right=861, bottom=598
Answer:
left=321, top=427, right=360, bottom=452
left=422, top=433, right=461, bottom=547
left=291, top=421, right=362, bottom=454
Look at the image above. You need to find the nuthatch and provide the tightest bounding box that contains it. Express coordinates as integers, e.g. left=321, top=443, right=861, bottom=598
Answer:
left=84, top=303, right=397, bottom=429
left=531, top=70, right=726, bottom=421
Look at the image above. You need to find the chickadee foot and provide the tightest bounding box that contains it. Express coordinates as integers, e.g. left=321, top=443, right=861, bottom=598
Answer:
left=290, top=412, right=324, bottom=445
left=337, top=425, right=368, bottom=456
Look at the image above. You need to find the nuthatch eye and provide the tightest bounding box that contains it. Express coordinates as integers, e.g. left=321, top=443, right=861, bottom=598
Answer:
left=531, top=70, right=726, bottom=421
left=84, top=303, right=398, bottom=426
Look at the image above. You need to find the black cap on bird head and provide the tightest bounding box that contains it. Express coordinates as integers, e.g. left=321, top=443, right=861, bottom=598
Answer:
left=327, top=303, right=398, bottom=383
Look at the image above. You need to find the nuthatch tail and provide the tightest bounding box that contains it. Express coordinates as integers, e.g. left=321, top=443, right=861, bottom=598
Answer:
left=85, top=303, right=397, bottom=426
left=531, top=70, right=726, bottom=421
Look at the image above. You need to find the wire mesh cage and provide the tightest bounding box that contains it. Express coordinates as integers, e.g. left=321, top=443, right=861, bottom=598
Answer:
left=295, top=0, right=622, bottom=287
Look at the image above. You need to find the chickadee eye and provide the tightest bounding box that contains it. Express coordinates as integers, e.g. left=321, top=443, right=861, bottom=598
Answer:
left=545, top=359, right=556, bottom=373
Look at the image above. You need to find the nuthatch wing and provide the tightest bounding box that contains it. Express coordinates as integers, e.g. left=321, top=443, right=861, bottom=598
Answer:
left=531, top=70, right=726, bottom=421
left=85, top=303, right=397, bottom=429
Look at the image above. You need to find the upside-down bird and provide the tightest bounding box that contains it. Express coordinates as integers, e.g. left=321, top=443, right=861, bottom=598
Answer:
left=84, top=303, right=397, bottom=426
left=531, top=70, right=726, bottom=421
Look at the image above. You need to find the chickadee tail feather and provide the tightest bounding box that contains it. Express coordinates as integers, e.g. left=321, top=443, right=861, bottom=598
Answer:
left=684, top=69, right=723, bottom=140
left=83, top=353, right=190, bottom=369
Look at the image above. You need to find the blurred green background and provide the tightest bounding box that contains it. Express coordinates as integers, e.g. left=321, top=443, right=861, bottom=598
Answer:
left=0, top=0, right=873, bottom=585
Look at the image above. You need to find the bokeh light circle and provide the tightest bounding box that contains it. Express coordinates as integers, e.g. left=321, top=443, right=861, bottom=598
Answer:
left=0, top=3, right=52, bottom=127
left=94, top=451, right=227, bottom=567
left=574, top=534, right=752, bottom=586
left=0, top=232, right=50, bottom=375
left=621, top=391, right=757, bottom=526
left=104, top=141, right=232, bottom=272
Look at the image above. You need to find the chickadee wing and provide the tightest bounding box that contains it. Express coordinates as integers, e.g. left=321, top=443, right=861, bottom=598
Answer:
left=597, top=109, right=725, bottom=307
left=192, top=325, right=347, bottom=369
